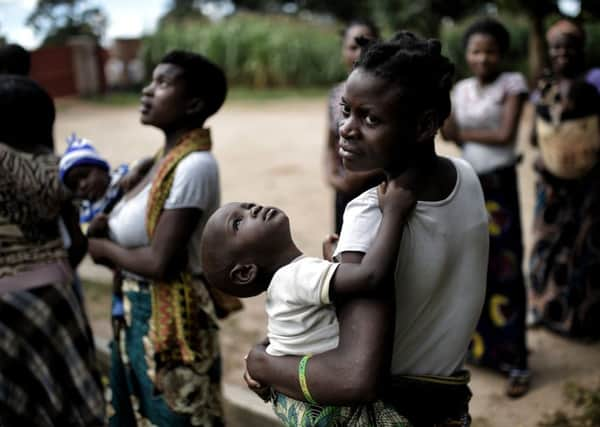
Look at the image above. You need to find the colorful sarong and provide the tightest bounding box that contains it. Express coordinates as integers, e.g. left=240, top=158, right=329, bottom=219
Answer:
left=272, top=392, right=411, bottom=427
left=108, top=279, right=223, bottom=426
left=468, top=164, right=528, bottom=372
left=529, top=163, right=600, bottom=338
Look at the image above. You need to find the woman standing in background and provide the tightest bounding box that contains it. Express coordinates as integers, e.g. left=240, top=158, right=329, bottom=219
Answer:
left=324, top=19, right=383, bottom=233
left=442, top=18, right=530, bottom=398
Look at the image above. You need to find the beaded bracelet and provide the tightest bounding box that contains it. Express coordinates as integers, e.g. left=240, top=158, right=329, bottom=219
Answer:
left=298, top=354, right=317, bottom=404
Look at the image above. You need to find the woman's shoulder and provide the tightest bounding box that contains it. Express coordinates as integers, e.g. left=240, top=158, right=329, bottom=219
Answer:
left=497, top=72, right=528, bottom=94
left=174, top=151, right=218, bottom=176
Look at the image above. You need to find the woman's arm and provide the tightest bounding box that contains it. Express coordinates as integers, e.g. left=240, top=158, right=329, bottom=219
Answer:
left=456, top=93, right=526, bottom=146
left=246, top=252, right=395, bottom=405
left=61, top=203, right=87, bottom=267
left=88, top=207, right=201, bottom=280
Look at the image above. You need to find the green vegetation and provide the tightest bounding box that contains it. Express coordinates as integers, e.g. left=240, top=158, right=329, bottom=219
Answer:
left=142, top=12, right=346, bottom=88
left=539, top=380, right=600, bottom=427
left=84, top=86, right=327, bottom=106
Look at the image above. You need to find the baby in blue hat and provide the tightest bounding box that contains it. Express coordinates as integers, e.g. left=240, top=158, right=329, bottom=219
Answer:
left=60, top=133, right=152, bottom=332
left=59, top=133, right=152, bottom=225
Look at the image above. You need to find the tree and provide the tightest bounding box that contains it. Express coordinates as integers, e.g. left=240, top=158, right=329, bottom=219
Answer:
left=27, top=0, right=107, bottom=46
left=160, top=0, right=206, bottom=24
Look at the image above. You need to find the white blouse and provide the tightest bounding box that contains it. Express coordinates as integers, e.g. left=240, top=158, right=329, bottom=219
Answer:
left=108, top=151, right=220, bottom=275
left=451, top=72, right=528, bottom=174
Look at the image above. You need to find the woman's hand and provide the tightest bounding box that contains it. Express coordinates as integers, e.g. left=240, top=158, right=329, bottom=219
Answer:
left=88, top=238, right=114, bottom=268
left=244, top=342, right=271, bottom=402
left=87, top=213, right=109, bottom=238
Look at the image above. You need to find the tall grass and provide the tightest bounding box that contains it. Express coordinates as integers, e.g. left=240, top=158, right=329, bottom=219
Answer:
left=142, top=13, right=346, bottom=88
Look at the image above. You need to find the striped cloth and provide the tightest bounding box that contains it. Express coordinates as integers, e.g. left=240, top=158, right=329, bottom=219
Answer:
left=0, top=281, right=105, bottom=426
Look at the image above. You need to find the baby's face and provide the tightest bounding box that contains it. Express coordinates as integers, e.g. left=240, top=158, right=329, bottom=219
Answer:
left=208, top=202, right=292, bottom=264
left=64, top=165, right=110, bottom=201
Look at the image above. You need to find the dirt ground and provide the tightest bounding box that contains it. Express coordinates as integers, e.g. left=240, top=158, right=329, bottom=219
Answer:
left=55, top=96, right=600, bottom=427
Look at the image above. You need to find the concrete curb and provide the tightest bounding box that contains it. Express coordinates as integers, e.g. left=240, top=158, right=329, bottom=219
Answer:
left=94, top=337, right=281, bottom=426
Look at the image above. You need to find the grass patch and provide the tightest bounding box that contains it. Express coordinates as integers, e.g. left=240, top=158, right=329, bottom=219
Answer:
left=539, top=380, right=600, bottom=426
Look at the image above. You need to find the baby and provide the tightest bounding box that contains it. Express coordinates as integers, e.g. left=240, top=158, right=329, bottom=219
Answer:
left=59, top=133, right=153, bottom=227
left=59, top=134, right=152, bottom=333
left=201, top=177, right=415, bottom=421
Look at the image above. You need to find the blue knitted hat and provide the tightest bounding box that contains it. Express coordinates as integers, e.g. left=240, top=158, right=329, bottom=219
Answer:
left=59, top=133, right=110, bottom=182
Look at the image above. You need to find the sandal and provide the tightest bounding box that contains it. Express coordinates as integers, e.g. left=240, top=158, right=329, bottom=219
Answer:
left=506, top=369, right=531, bottom=398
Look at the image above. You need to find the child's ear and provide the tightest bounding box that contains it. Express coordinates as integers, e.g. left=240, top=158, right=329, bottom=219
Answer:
left=186, top=97, right=204, bottom=117
left=416, top=109, right=439, bottom=143
left=230, top=263, right=258, bottom=286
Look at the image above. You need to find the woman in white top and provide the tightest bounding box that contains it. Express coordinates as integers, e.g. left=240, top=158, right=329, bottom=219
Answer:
left=87, top=51, right=227, bottom=426
left=246, top=32, right=489, bottom=426
left=442, top=18, right=530, bottom=398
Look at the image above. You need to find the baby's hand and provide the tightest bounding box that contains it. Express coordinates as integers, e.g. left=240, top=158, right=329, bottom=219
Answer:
left=322, top=234, right=339, bottom=261
left=377, top=178, right=416, bottom=216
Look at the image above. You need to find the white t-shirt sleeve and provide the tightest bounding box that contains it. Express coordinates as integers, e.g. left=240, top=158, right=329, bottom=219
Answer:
left=503, top=72, right=528, bottom=96
left=333, top=187, right=381, bottom=259
left=281, top=258, right=339, bottom=306
left=163, top=152, right=219, bottom=211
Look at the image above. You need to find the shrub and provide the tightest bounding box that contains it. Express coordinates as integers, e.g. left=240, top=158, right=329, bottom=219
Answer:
left=141, top=12, right=346, bottom=88
left=538, top=380, right=600, bottom=427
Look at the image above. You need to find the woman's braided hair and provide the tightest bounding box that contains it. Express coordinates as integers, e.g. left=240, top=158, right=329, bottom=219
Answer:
left=355, top=31, right=455, bottom=129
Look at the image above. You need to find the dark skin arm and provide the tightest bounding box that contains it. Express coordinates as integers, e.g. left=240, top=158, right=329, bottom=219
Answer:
left=61, top=203, right=87, bottom=268
left=442, top=93, right=526, bottom=146
left=246, top=251, right=395, bottom=405
left=88, top=207, right=201, bottom=281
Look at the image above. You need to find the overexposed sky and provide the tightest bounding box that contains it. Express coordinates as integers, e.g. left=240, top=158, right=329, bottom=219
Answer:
left=0, top=0, right=169, bottom=48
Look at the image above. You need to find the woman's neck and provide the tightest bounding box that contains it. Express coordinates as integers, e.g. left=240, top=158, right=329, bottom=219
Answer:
left=162, top=123, right=204, bottom=154
left=476, top=71, right=500, bottom=86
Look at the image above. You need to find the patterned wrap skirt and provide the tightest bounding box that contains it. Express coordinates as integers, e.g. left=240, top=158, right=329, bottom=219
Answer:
left=0, top=280, right=105, bottom=426
left=108, top=278, right=224, bottom=427
left=529, top=162, right=600, bottom=338
left=468, top=164, right=528, bottom=371
left=272, top=392, right=411, bottom=427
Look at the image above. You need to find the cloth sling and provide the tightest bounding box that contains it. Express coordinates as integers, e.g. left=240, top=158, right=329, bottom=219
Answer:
left=145, top=128, right=211, bottom=364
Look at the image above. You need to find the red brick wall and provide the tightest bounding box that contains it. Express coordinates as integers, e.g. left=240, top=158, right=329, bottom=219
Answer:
left=30, top=46, right=77, bottom=97
left=30, top=45, right=108, bottom=97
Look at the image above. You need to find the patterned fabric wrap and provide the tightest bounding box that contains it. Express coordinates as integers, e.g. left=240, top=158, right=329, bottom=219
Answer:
left=144, top=128, right=211, bottom=365
left=529, top=163, right=600, bottom=338
left=468, top=165, right=528, bottom=371
left=272, top=392, right=411, bottom=427
left=529, top=74, right=600, bottom=338
left=0, top=143, right=67, bottom=278
left=0, top=281, right=105, bottom=426
left=108, top=279, right=223, bottom=426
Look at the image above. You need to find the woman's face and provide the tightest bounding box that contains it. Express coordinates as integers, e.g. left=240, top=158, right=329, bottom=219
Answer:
left=338, top=68, right=415, bottom=175
left=342, top=25, right=376, bottom=70
left=465, top=33, right=501, bottom=82
left=140, top=63, right=190, bottom=130
left=547, top=32, right=584, bottom=77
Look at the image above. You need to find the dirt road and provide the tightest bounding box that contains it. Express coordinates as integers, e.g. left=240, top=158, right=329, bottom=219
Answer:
left=55, top=97, right=600, bottom=427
